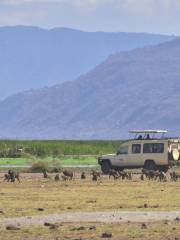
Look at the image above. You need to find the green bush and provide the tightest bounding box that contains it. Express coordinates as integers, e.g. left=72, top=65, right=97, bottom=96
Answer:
left=50, top=159, right=62, bottom=173
left=30, top=161, right=49, bottom=173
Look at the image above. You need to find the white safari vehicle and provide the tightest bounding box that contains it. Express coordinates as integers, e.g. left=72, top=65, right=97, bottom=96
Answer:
left=98, top=130, right=180, bottom=174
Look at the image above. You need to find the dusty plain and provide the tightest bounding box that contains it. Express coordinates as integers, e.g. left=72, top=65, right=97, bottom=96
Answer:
left=0, top=172, right=180, bottom=239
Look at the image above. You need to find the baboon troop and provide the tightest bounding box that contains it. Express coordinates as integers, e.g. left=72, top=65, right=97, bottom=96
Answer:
left=107, top=168, right=180, bottom=182
left=54, top=170, right=74, bottom=181
left=108, top=169, right=132, bottom=180
left=3, top=167, right=180, bottom=183
left=141, top=169, right=167, bottom=182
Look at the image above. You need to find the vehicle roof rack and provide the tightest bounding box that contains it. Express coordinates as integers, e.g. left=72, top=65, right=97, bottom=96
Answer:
left=129, top=130, right=168, bottom=134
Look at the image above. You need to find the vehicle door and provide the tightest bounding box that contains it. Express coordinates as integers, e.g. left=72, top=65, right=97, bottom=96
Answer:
left=143, top=142, right=165, bottom=165
left=114, top=144, right=129, bottom=167
left=126, top=143, right=142, bottom=167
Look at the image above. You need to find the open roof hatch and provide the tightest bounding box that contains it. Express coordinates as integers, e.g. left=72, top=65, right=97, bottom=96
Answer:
left=129, top=130, right=168, bottom=139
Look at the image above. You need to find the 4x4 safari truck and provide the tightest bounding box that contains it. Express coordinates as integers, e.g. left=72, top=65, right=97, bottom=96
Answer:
left=98, top=130, right=180, bottom=174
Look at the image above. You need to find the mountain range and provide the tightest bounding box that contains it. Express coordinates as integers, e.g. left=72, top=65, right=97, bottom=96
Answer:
left=0, top=26, right=175, bottom=100
left=0, top=37, right=180, bottom=139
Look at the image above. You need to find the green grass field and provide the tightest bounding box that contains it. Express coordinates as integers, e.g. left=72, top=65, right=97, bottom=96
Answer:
left=0, top=156, right=98, bottom=166
left=0, top=158, right=29, bottom=166
left=0, top=140, right=123, bottom=167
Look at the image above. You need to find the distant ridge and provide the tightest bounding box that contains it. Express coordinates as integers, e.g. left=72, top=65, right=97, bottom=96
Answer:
left=0, top=26, right=175, bottom=99
left=0, top=37, right=180, bottom=139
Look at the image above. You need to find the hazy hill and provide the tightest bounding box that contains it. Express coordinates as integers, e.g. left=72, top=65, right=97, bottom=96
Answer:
left=0, top=26, right=175, bottom=99
left=0, top=38, right=180, bottom=139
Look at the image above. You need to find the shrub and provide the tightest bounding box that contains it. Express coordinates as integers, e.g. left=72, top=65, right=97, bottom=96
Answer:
left=30, top=161, right=49, bottom=173
left=49, top=159, right=62, bottom=173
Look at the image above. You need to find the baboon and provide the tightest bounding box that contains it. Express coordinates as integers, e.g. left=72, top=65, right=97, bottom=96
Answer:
left=140, top=174, right=145, bottom=181
left=61, top=175, right=68, bottom=181
left=159, top=171, right=167, bottom=182
left=8, top=170, right=15, bottom=182
left=81, top=172, right=86, bottom=179
left=176, top=173, right=180, bottom=180
left=91, top=171, right=101, bottom=181
left=118, top=170, right=130, bottom=180
left=170, top=171, right=177, bottom=181
left=142, top=169, right=159, bottom=180
left=62, top=170, right=73, bottom=180
left=4, top=170, right=20, bottom=183
left=126, top=172, right=132, bottom=180
left=108, top=170, right=119, bottom=180
left=4, top=173, right=11, bottom=182
left=170, top=171, right=180, bottom=181
left=91, top=170, right=101, bottom=178
left=92, top=174, right=98, bottom=181
left=15, top=172, right=20, bottom=183
left=54, top=174, right=60, bottom=181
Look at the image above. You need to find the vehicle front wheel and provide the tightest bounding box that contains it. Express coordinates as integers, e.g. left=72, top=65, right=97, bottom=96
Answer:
left=144, top=160, right=157, bottom=171
left=101, top=160, right=111, bottom=174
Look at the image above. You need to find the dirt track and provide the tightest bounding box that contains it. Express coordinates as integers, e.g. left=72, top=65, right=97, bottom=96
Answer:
left=1, top=211, right=180, bottom=226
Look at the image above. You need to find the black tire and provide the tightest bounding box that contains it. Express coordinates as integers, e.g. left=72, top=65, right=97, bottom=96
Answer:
left=144, top=160, right=157, bottom=171
left=101, top=160, right=111, bottom=174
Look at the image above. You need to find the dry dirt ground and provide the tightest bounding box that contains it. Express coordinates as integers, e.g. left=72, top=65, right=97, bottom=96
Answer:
left=1, top=211, right=180, bottom=226
left=0, top=172, right=180, bottom=239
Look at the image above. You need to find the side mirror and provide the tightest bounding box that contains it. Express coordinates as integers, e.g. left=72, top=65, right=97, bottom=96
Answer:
left=117, top=151, right=120, bottom=155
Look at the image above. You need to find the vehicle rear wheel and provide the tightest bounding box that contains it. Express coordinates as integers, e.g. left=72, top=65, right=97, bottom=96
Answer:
left=144, top=160, right=157, bottom=171
left=101, top=161, right=111, bottom=174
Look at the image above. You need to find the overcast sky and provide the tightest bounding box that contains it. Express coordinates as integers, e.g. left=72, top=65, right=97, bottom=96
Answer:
left=0, top=0, right=179, bottom=35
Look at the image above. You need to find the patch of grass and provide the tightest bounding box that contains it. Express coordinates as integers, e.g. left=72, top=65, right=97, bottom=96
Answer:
left=51, top=156, right=98, bottom=166
left=0, top=222, right=180, bottom=240
left=0, top=158, right=28, bottom=166
left=0, top=139, right=120, bottom=167
left=0, top=156, right=98, bottom=166
left=0, top=175, right=180, bottom=219
left=63, top=156, right=97, bottom=165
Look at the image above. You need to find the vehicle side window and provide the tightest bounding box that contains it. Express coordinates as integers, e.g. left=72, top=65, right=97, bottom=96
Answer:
left=143, top=143, right=164, bottom=153
left=143, top=143, right=153, bottom=153
left=132, top=144, right=141, bottom=154
left=117, top=146, right=128, bottom=155
left=153, top=143, right=164, bottom=153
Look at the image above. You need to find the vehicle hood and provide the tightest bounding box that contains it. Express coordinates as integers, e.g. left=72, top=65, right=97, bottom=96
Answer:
left=101, top=153, right=116, bottom=158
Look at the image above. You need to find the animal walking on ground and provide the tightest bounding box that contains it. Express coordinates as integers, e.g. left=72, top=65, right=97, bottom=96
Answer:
left=4, top=170, right=20, bottom=183
left=91, top=170, right=101, bottom=181
left=61, top=175, right=69, bottom=181
left=142, top=169, right=159, bottom=180
left=108, top=170, right=119, bottom=180
left=158, top=171, right=167, bottom=182
left=118, top=170, right=132, bottom=180
left=81, top=172, right=86, bottom=179
left=170, top=171, right=180, bottom=181
left=54, top=174, right=60, bottom=181
left=62, top=170, right=74, bottom=180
